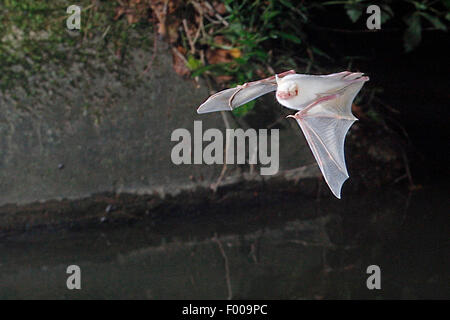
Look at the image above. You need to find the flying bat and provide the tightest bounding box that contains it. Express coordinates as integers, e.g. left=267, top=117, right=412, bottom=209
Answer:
left=197, top=70, right=369, bottom=198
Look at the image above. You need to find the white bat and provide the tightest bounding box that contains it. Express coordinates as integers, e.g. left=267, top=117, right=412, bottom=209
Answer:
left=197, top=70, right=369, bottom=198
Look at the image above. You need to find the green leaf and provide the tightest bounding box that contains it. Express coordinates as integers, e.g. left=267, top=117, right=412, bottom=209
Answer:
left=190, top=64, right=218, bottom=77
left=412, top=1, right=427, bottom=11
left=446, top=13, right=450, bottom=21
left=404, top=13, right=422, bottom=52
left=311, top=46, right=333, bottom=61
left=443, top=0, right=450, bottom=9
left=274, top=31, right=302, bottom=44
left=234, top=57, right=249, bottom=64
left=186, top=55, right=202, bottom=71
left=247, top=50, right=269, bottom=59
left=345, top=4, right=362, bottom=23
left=279, top=0, right=294, bottom=10
left=366, top=108, right=383, bottom=123
left=419, top=12, right=447, bottom=31
left=262, top=10, right=280, bottom=22
left=381, top=4, right=394, bottom=24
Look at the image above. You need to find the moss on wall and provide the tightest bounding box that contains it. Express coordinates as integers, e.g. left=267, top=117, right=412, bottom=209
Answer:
left=0, top=0, right=154, bottom=94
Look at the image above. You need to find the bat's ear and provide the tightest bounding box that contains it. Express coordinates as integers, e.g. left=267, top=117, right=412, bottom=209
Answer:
left=275, top=74, right=280, bottom=86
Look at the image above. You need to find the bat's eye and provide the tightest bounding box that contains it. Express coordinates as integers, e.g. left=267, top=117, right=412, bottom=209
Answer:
left=288, top=84, right=299, bottom=96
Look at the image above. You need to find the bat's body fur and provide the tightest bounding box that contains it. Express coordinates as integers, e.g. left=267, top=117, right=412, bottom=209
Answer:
left=197, top=70, right=369, bottom=198
left=276, top=72, right=367, bottom=110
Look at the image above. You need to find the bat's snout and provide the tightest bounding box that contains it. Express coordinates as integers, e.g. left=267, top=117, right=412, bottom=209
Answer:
left=276, top=90, right=298, bottom=100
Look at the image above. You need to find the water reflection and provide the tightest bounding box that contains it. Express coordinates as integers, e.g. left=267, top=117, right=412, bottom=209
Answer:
left=0, top=184, right=448, bottom=299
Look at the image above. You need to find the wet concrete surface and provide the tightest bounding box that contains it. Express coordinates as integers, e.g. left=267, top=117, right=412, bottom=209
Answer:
left=0, top=182, right=448, bottom=299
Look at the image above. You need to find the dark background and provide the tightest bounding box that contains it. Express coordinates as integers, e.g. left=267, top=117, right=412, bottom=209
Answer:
left=307, top=6, right=449, bottom=185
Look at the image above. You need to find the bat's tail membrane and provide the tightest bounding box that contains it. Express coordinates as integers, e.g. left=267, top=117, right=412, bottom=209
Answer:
left=297, top=78, right=368, bottom=198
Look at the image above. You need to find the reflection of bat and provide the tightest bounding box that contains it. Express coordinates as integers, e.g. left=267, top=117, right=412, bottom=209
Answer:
left=197, top=70, right=369, bottom=199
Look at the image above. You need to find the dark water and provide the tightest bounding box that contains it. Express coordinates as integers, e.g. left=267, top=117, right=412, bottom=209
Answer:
left=0, top=184, right=448, bottom=299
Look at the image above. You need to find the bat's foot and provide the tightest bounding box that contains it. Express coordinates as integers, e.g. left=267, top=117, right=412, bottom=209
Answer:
left=286, top=112, right=304, bottom=121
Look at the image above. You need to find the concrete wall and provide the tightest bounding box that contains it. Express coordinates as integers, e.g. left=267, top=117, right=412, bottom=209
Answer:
left=0, top=38, right=317, bottom=207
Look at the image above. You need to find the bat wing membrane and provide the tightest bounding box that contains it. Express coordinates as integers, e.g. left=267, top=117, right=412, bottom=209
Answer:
left=294, top=80, right=364, bottom=198
left=197, top=82, right=277, bottom=114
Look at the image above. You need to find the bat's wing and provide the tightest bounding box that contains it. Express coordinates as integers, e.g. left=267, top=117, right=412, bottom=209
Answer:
left=290, top=79, right=366, bottom=198
left=197, top=82, right=276, bottom=114
left=197, top=70, right=295, bottom=114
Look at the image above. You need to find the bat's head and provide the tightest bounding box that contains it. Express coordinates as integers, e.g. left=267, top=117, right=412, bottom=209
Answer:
left=275, top=73, right=346, bottom=109
left=275, top=77, right=299, bottom=101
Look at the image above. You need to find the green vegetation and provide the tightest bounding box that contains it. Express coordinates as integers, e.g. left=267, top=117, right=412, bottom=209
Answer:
left=0, top=0, right=448, bottom=115
left=334, top=0, right=449, bottom=52
left=0, top=0, right=151, bottom=91
left=172, top=0, right=449, bottom=116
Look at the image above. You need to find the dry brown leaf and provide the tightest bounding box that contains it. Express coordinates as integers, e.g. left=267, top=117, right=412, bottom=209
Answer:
left=177, top=45, right=186, bottom=55
left=167, top=0, right=180, bottom=14
left=229, top=48, right=241, bottom=58
left=167, top=21, right=180, bottom=43
left=213, top=35, right=226, bottom=45
left=114, top=7, right=125, bottom=20
left=216, top=75, right=233, bottom=83
left=255, top=69, right=267, bottom=78
left=172, top=47, right=190, bottom=77
left=126, top=13, right=140, bottom=24
left=195, top=13, right=203, bottom=25
left=351, top=103, right=364, bottom=118
left=206, top=48, right=234, bottom=64
left=213, top=2, right=227, bottom=15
